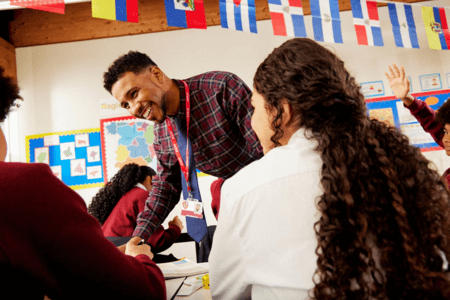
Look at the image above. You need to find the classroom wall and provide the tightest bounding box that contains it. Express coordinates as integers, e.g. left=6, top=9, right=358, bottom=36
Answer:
left=12, top=0, right=450, bottom=231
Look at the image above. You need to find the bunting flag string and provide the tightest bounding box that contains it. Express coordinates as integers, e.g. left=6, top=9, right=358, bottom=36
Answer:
left=219, top=0, right=258, bottom=33
left=267, top=0, right=306, bottom=37
left=387, top=3, right=419, bottom=48
left=350, top=0, right=384, bottom=46
left=10, top=0, right=65, bottom=14
left=421, top=6, right=450, bottom=50
left=164, top=0, right=207, bottom=29
left=310, top=0, right=343, bottom=43
left=92, top=0, right=138, bottom=22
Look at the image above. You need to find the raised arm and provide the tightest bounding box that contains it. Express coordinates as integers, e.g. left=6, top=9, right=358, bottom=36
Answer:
left=385, top=63, right=414, bottom=106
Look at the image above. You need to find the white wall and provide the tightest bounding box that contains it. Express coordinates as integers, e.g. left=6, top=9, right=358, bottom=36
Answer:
left=11, top=0, right=450, bottom=232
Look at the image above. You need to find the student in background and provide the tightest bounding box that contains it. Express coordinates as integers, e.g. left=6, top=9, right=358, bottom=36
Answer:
left=385, top=63, right=450, bottom=188
left=210, top=38, right=450, bottom=300
left=0, top=67, right=165, bottom=299
left=88, top=163, right=184, bottom=255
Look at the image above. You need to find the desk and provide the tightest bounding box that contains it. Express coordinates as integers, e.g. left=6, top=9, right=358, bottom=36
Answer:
left=165, top=263, right=211, bottom=300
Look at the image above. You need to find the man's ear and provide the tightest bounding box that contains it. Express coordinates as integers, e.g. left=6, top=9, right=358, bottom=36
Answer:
left=150, top=66, right=164, bottom=83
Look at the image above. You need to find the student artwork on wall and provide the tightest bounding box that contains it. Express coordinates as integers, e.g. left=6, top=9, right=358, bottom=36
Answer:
left=100, top=115, right=209, bottom=183
left=361, top=80, right=385, bottom=98
left=365, top=89, right=450, bottom=152
left=420, top=73, right=442, bottom=91
left=26, top=128, right=104, bottom=190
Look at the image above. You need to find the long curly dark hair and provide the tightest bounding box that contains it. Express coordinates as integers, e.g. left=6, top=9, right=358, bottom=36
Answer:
left=88, top=163, right=156, bottom=225
left=254, top=38, right=450, bottom=299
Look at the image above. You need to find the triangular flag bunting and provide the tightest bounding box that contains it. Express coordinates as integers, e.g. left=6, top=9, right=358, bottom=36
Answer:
left=422, top=6, right=450, bottom=50
left=310, top=0, right=343, bottom=43
left=267, top=0, right=306, bottom=37
left=10, top=0, right=65, bottom=14
left=350, top=0, right=383, bottom=46
left=164, top=0, right=207, bottom=29
left=219, top=0, right=257, bottom=33
left=92, top=0, right=139, bottom=23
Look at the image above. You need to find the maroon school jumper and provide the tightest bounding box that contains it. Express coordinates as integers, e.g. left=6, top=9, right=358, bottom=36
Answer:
left=405, top=98, right=450, bottom=188
left=102, top=186, right=181, bottom=253
left=0, top=162, right=165, bottom=300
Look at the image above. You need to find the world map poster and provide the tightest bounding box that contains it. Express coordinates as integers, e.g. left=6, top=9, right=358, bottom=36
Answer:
left=100, top=115, right=209, bottom=183
left=100, top=116, right=157, bottom=183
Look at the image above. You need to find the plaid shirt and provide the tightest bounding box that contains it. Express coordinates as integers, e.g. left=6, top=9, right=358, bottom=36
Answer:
left=134, top=71, right=263, bottom=240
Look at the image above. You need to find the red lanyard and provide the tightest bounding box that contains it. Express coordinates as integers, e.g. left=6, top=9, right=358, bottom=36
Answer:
left=166, top=80, right=192, bottom=193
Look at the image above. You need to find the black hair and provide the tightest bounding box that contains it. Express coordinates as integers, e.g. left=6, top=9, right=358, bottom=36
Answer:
left=88, top=163, right=156, bottom=225
left=103, top=51, right=158, bottom=93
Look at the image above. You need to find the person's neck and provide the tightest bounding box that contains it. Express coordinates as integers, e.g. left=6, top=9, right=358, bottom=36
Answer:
left=165, top=80, right=180, bottom=116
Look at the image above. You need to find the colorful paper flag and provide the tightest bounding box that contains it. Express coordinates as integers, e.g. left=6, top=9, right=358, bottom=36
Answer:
left=350, top=0, right=383, bottom=46
left=10, top=0, right=65, bottom=14
left=310, top=0, right=343, bottom=43
left=164, top=0, right=207, bottom=29
left=92, top=0, right=138, bottom=23
left=267, top=0, right=306, bottom=37
left=388, top=3, right=419, bottom=49
left=422, top=6, right=450, bottom=50
left=219, top=0, right=257, bottom=33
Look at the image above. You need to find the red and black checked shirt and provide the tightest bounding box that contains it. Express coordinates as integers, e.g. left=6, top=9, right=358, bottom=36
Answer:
left=133, top=71, right=263, bottom=240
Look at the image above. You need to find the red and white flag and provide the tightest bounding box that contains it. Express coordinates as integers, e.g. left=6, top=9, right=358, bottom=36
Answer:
left=10, top=0, right=65, bottom=14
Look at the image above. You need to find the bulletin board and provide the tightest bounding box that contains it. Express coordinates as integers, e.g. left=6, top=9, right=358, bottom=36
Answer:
left=26, top=128, right=105, bottom=190
left=365, top=89, right=450, bottom=152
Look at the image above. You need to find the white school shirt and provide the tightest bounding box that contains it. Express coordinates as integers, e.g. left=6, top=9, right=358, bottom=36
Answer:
left=209, top=128, right=323, bottom=300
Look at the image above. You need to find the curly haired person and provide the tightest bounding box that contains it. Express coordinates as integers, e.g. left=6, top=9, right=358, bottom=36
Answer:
left=0, top=66, right=165, bottom=299
left=88, top=163, right=184, bottom=255
left=210, top=39, right=450, bottom=300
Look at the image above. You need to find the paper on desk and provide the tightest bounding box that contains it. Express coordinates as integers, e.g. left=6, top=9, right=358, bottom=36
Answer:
left=157, top=257, right=209, bottom=279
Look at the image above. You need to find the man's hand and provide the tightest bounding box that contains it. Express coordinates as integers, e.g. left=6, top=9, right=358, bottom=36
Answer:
left=125, top=242, right=154, bottom=260
left=168, top=215, right=184, bottom=231
left=385, top=63, right=414, bottom=106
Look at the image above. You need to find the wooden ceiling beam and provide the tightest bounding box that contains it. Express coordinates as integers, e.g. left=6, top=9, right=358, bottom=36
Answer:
left=8, top=0, right=430, bottom=47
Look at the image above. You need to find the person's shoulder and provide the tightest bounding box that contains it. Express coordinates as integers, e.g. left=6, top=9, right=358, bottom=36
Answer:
left=187, top=71, right=247, bottom=88
left=0, top=162, right=52, bottom=181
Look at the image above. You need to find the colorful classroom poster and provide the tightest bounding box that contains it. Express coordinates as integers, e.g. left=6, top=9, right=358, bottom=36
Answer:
left=100, top=115, right=208, bottom=183
left=365, top=89, right=450, bottom=151
left=420, top=73, right=442, bottom=91
left=26, top=128, right=104, bottom=190
left=361, top=80, right=385, bottom=98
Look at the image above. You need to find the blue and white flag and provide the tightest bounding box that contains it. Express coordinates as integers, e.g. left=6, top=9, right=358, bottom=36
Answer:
left=310, top=0, right=343, bottom=43
left=219, top=0, right=257, bottom=33
left=388, top=3, right=419, bottom=48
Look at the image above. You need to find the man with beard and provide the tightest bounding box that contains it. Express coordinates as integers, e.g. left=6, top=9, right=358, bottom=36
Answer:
left=103, top=51, right=263, bottom=248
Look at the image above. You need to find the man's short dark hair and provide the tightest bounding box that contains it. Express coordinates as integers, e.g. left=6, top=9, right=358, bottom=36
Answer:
left=0, top=66, right=22, bottom=123
left=103, top=51, right=157, bottom=94
left=435, top=97, right=450, bottom=126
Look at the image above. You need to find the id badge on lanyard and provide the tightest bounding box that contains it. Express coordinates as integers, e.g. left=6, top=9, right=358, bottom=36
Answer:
left=166, top=80, right=204, bottom=219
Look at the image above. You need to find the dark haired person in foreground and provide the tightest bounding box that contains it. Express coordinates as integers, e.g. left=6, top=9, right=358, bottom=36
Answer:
left=88, top=163, right=183, bottom=254
left=0, top=66, right=165, bottom=299
left=209, top=38, right=450, bottom=300
left=103, top=51, right=262, bottom=247
left=386, top=63, right=450, bottom=188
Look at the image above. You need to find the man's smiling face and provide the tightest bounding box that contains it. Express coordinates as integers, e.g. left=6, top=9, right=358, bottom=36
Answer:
left=111, top=67, right=168, bottom=124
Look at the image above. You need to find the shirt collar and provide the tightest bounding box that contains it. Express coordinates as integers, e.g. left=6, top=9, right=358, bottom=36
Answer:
left=135, top=182, right=147, bottom=190
left=171, top=79, right=187, bottom=120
